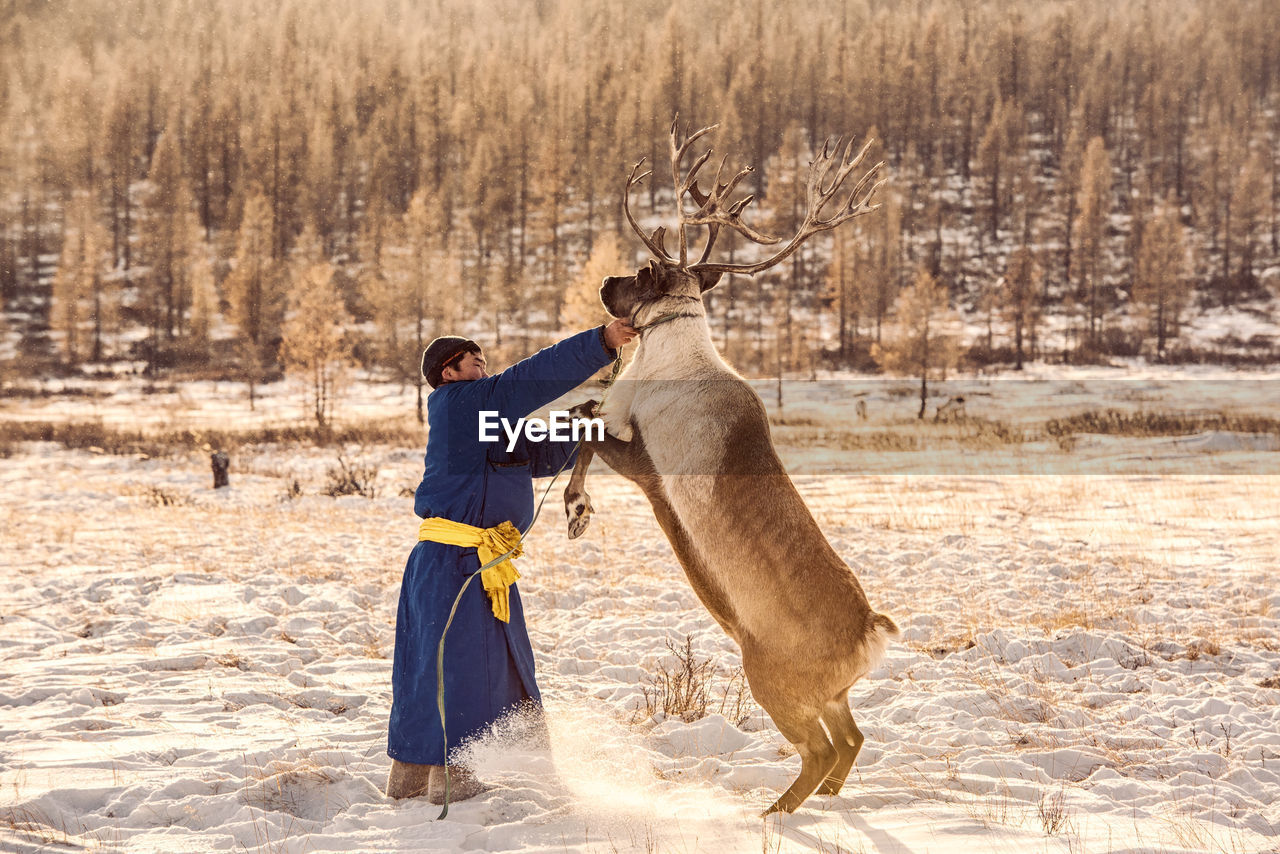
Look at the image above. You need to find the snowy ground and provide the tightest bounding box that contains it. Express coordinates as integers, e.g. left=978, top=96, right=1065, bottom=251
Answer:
left=1, top=368, right=1279, bottom=853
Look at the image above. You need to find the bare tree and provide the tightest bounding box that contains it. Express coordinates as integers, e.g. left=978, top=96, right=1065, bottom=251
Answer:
left=51, top=193, right=109, bottom=366
left=1133, top=195, right=1191, bottom=359
left=561, top=231, right=624, bottom=334
left=186, top=243, right=217, bottom=358
left=138, top=126, right=202, bottom=371
left=281, top=262, right=352, bottom=428
left=223, top=192, right=285, bottom=407
left=873, top=265, right=961, bottom=419
left=1002, top=245, right=1043, bottom=369
left=975, top=96, right=1025, bottom=241
left=1231, top=149, right=1268, bottom=286
left=1073, top=136, right=1112, bottom=353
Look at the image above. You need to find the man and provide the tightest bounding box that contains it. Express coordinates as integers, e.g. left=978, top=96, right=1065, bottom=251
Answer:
left=386, top=319, right=637, bottom=804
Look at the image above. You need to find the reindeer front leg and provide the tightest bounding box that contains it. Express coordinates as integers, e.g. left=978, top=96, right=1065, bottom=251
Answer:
left=565, top=399, right=607, bottom=539
left=598, top=373, right=637, bottom=442
left=564, top=399, right=645, bottom=539
left=564, top=441, right=596, bottom=540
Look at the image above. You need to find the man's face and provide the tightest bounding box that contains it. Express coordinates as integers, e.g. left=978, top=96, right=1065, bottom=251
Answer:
left=442, top=350, right=487, bottom=383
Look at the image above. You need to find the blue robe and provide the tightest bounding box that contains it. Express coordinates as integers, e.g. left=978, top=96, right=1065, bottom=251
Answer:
left=387, top=328, right=616, bottom=765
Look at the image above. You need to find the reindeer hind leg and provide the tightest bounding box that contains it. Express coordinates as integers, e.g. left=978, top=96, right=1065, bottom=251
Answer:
left=815, top=694, right=864, bottom=796
left=761, top=707, right=839, bottom=815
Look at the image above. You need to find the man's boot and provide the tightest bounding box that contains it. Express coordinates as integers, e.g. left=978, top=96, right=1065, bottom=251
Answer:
left=385, top=759, right=434, bottom=799
left=427, top=763, right=487, bottom=805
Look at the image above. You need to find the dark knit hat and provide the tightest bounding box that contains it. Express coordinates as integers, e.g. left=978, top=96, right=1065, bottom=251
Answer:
left=421, top=336, right=480, bottom=388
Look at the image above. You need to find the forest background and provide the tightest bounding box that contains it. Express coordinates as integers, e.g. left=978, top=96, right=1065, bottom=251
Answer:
left=3, top=0, right=1279, bottom=426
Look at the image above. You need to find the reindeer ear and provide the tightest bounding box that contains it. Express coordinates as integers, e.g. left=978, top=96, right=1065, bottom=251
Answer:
left=637, top=261, right=666, bottom=296
left=698, top=271, right=723, bottom=292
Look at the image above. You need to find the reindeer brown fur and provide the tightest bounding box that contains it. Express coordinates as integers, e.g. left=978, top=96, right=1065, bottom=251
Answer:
left=564, top=121, right=898, bottom=815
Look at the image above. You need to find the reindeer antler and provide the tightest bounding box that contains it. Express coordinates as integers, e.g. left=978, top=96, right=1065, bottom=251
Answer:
left=622, top=159, right=676, bottom=265
left=624, top=119, right=885, bottom=276
left=690, top=135, right=886, bottom=277
left=672, top=120, right=781, bottom=265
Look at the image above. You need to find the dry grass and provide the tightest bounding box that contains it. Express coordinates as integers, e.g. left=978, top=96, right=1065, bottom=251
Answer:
left=1037, top=784, right=1074, bottom=836
left=216, top=651, right=249, bottom=670
left=1154, top=806, right=1273, bottom=854
left=776, top=415, right=1030, bottom=455
left=322, top=452, right=379, bottom=498
left=964, top=663, right=1071, bottom=728
left=1184, top=638, right=1223, bottom=661
left=1, top=418, right=422, bottom=458
left=962, top=782, right=1021, bottom=831
left=634, top=635, right=759, bottom=727
left=638, top=635, right=714, bottom=723
left=1045, top=409, right=1280, bottom=438
left=2, top=804, right=73, bottom=846
left=130, top=483, right=195, bottom=507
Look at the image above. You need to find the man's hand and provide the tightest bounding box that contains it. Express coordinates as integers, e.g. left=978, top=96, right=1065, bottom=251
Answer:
left=603, top=319, right=638, bottom=350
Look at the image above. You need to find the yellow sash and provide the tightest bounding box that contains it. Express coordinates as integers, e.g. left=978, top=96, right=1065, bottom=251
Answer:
left=418, top=518, right=523, bottom=623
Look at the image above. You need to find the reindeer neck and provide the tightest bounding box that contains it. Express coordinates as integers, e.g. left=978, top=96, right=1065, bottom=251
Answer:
left=627, top=306, right=724, bottom=380
left=631, top=295, right=701, bottom=328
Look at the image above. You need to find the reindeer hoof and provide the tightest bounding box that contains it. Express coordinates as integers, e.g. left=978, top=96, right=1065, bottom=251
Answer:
left=762, top=792, right=802, bottom=816
left=566, top=495, right=593, bottom=539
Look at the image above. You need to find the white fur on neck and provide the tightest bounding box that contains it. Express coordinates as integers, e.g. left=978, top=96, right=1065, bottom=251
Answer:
left=628, top=298, right=722, bottom=381
left=603, top=300, right=732, bottom=440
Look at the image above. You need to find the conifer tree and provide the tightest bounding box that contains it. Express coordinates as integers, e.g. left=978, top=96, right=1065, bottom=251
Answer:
left=1002, top=245, right=1043, bottom=369
left=975, top=96, right=1024, bottom=241
left=1073, top=136, right=1112, bottom=352
left=281, top=261, right=351, bottom=428
left=364, top=190, right=457, bottom=422
left=402, top=189, right=458, bottom=421
left=138, top=126, right=202, bottom=369
left=1057, top=116, right=1086, bottom=294
left=862, top=187, right=904, bottom=344
left=763, top=124, right=809, bottom=244
left=756, top=124, right=814, bottom=367
left=1231, top=150, right=1268, bottom=286
left=824, top=228, right=859, bottom=363
left=0, top=233, right=18, bottom=308
left=305, top=110, right=341, bottom=256
left=357, top=211, right=398, bottom=373
left=531, top=121, right=571, bottom=293
left=1133, top=196, right=1190, bottom=359
left=561, top=231, right=622, bottom=334
left=1193, top=107, right=1239, bottom=292
left=186, top=244, right=217, bottom=357
left=873, top=265, right=961, bottom=419
left=223, top=192, right=285, bottom=406
left=51, top=195, right=98, bottom=367
left=52, top=190, right=115, bottom=364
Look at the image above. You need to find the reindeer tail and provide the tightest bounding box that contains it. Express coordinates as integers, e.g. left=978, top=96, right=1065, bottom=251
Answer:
left=872, top=612, right=900, bottom=638
left=861, top=611, right=900, bottom=674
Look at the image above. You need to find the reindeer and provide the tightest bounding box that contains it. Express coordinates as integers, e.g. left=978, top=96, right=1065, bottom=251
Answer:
left=563, top=121, right=898, bottom=815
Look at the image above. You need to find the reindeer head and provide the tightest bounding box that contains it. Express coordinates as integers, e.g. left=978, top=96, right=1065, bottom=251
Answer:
left=600, top=260, right=716, bottom=320
left=604, top=119, right=887, bottom=320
